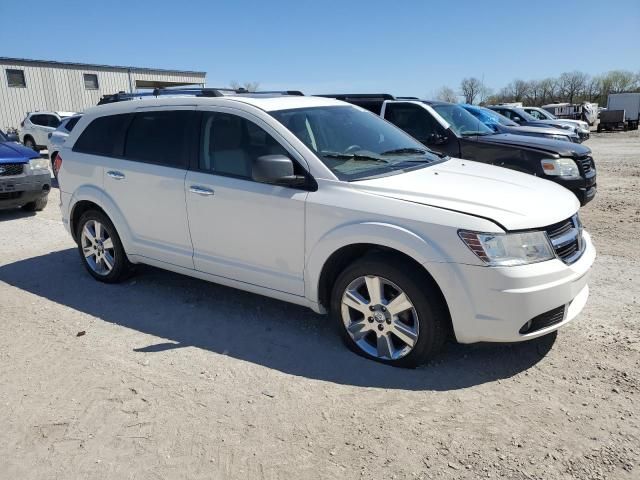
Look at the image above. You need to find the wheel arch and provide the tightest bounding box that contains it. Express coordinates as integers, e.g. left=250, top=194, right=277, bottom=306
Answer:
left=68, top=188, right=134, bottom=253
left=306, top=222, right=451, bottom=316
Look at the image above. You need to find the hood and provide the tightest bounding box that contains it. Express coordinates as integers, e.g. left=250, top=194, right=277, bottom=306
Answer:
left=475, top=133, right=590, bottom=157
left=0, top=141, right=39, bottom=164
left=353, top=158, right=579, bottom=231
left=555, top=119, right=589, bottom=130
left=504, top=125, right=576, bottom=137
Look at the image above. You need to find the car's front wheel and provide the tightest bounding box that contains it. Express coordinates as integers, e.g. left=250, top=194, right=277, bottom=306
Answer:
left=76, top=210, right=130, bottom=283
left=23, top=136, right=37, bottom=151
left=330, top=254, right=448, bottom=368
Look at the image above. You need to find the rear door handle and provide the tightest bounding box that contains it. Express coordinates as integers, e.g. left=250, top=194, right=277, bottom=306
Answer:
left=106, top=170, right=125, bottom=180
left=189, top=185, right=215, bottom=196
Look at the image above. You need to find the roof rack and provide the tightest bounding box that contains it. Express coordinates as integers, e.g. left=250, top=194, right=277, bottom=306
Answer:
left=317, top=93, right=396, bottom=101
left=97, top=87, right=305, bottom=105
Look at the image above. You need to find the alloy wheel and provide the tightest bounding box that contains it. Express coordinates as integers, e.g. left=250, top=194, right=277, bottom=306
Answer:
left=80, top=219, right=115, bottom=275
left=340, top=275, right=419, bottom=360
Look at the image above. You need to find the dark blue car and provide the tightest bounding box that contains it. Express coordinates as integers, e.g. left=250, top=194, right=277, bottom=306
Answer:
left=0, top=129, right=51, bottom=211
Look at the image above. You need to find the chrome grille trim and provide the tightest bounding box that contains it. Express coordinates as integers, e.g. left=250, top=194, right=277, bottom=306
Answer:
left=545, top=215, right=585, bottom=265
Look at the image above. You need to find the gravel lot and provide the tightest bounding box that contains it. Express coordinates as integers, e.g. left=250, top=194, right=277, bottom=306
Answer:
left=1, top=130, right=638, bottom=480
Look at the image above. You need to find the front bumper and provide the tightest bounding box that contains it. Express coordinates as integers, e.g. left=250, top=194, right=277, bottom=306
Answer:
left=0, top=173, right=51, bottom=209
left=425, top=231, right=596, bottom=344
left=549, top=169, right=597, bottom=206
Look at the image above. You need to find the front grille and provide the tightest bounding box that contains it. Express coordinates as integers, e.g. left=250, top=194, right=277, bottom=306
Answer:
left=519, top=305, right=566, bottom=334
left=0, top=191, right=22, bottom=200
left=577, top=156, right=593, bottom=174
left=0, top=163, right=24, bottom=176
left=544, top=215, right=584, bottom=264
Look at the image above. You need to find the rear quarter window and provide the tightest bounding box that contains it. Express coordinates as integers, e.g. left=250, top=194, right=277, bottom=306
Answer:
left=72, top=114, right=132, bottom=156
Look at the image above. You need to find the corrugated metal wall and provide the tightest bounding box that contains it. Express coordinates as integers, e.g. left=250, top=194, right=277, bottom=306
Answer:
left=0, top=60, right=206, bottom=130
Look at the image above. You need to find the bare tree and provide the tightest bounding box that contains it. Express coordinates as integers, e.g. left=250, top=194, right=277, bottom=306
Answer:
left=436, top=86, right=458, bottom=103
left=460, top=77, right=483, bottom=104
left=508, top=79, right=530, bottom=102
left=558, top=71, right=588, bottom=104
left=525, top=80, right=543, bottom=106
left=229, top=80, right=260, bottom=92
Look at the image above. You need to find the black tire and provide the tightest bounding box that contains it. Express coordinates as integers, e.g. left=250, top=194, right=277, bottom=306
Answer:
left=76, top=210, right=131, bottom=283
left=21, top=195, right=48, bottom=212
left=330, top=253, right=448, bottom=368
left=23, top=136, right=37, bottom=151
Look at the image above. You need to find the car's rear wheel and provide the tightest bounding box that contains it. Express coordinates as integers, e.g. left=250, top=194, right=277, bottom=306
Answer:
left=23, top=136, right=36, bottom=150
left=330, top=254, right=448, bottom=368
left=76, top=210, right=130, bottom=283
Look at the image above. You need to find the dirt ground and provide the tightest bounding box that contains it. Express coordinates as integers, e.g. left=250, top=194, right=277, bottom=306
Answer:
left=0, top=130, right=638, bottom=480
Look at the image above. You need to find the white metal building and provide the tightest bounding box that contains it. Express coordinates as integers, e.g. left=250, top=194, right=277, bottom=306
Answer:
left=0, top=57, right=206, bottom=129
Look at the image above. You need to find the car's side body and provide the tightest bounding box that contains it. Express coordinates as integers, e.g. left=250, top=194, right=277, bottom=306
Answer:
left=58, top=94, right=595, bottom=364
left=19, top=111, right=77, bottom=150
left=523, top=106, right=591, bottom=139
left=46, top=114, right=83, bottom=168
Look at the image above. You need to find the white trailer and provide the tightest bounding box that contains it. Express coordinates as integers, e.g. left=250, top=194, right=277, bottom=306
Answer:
left=606, top=93, right=640, bottom=130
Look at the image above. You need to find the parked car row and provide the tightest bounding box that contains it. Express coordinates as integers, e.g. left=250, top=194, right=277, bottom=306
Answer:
left=320, top=94, right=596, bottom=205
left=49, top=88, right=595, bottom=368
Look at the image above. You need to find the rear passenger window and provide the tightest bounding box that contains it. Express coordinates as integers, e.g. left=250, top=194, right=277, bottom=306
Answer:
left=65, top=117, right=80, bottom=132
left=73, top=114, right=131, bottom=156
left=199, top=112, right=289, bottom=178
left=30, top=114, right=46, bottom=126
left=124, top=110, right=191, bottom=168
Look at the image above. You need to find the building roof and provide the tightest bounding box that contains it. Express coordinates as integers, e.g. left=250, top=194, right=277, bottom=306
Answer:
left=0, top=57, right=206, bottom=76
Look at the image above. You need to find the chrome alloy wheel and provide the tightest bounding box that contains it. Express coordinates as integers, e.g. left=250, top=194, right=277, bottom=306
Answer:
left=340, top=275, right=419, bottom=360
left=80, top=220, right=115, bottom=275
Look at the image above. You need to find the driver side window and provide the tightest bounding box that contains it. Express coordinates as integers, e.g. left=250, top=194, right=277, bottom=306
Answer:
left=200, top=112, right=289, bottom=179
left=384, top=103, right=443, bottom=142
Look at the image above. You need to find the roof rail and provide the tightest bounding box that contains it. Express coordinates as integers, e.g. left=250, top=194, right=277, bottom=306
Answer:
left=317, top=93, right=396, bottom=100
left=97, top=87, right=305, bottom=105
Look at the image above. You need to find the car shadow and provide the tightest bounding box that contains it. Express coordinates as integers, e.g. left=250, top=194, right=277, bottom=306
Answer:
left=0, top=208, right=36, bottom=221
left=0, top=249, right=557, bottom=391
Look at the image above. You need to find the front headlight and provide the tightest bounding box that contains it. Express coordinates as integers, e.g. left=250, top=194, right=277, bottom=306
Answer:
left=27, top=158, right=50, bottom=174
left=540, top=158, right=579, bottom=177
left=546, top=134, right=569, bottom=142
left=459, top=230, right=555, bottom=266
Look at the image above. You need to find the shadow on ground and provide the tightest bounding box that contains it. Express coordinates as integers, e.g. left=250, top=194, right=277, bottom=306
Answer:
left=0, top=249, right=557, bottom=391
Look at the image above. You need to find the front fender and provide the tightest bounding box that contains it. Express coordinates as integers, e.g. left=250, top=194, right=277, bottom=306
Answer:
left=304, top=221, right=450, bottom=308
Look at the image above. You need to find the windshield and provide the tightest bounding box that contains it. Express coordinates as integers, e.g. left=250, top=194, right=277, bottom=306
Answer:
left=270, top=105, right=442, bottom=181
left=464, top=106, right=517, bottom=127
left=0, top=130, right=7, bottom=142
left=431, top=104, right=494, bottom=136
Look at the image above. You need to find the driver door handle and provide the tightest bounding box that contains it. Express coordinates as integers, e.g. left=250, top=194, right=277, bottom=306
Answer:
left=106, top=170, right=125, bottom=180
left=189, top=185, right=215, bottom=196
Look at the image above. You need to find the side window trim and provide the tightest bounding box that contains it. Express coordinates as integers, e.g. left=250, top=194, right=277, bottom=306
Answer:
left=191, top=106, right=314, bottom=185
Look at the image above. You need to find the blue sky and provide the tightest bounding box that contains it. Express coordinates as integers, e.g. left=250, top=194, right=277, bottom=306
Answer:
left=2, top=0, right=638, bottom=97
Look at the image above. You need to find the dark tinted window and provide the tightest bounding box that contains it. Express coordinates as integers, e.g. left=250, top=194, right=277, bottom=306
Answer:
left=29, top=114, right=47, bottom=126
left=65, top=117, right=80, bottom=132
left=6, top=69, right=26, bottom=87
left=200, top=112, right=288, bottom=178
left=384, top=103, right=444, bottom=141
left=46, top=115, right=61, bottom=128
left=123, top=110, right=191, bottom=167
left=73, top=114, right=131, bottom=156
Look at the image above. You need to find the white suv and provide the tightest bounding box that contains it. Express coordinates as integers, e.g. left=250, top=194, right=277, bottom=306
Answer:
left=57, top=92, right=595, bottom=367
left=19, top=111, right=76, bottom=151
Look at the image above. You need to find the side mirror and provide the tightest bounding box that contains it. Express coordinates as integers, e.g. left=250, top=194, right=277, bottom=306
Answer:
left=252, top=155, right=306, bottom=187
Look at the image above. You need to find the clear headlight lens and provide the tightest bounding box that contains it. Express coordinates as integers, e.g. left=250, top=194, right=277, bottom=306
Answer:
left=459, top=230, right=555, bottom=266
left=27, top=158, right=50, bottom=174
left=546, top=134, right=569, bottom=142
left=540, top=158, right=579, bottom=177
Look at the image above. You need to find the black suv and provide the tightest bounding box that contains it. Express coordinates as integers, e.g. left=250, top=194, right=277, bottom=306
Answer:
left=320, top=95, right=596, bottom=205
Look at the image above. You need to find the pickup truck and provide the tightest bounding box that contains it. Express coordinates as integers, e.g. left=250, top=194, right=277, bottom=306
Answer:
left=319, top=94, right=597, bottom=205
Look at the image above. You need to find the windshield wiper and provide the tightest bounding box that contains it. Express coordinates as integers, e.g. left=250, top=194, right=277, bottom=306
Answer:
left=380, top=147, right=427, bottom=155
left=321, top=152, right=389, bottom=163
